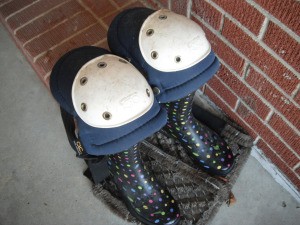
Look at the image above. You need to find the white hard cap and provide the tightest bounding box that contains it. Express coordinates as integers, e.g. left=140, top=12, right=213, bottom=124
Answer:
left=139, top=9, right=211, bottom=72
left=72, top=55, right=154, bottom=128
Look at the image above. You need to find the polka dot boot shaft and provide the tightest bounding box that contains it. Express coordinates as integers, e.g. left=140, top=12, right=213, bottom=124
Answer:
left=163, top=93, right=235, bottom=176
left=107, top=144, right=180, bottom=225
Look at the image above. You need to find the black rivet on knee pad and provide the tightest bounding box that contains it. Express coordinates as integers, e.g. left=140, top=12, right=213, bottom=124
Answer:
left=103, top=112, right=112, bottom=120
left=146, top=88, right=151, bottom=97
left=146, top=29, right=154, bottom=36
left=151, top=51, right=158, bottom=59
left=175, top=56, right=181, bottom=63
left=80, top=77, right=88, bottom=86
left=159, top=15, right=167, bottom=20
left=81, top=103, right=87, bottom=112
left=97, top=62, right=107, bottom=68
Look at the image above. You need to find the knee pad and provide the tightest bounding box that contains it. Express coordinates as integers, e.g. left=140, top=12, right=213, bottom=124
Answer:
left=108, top=8, right=220, bottom=103
left=50, top=46, right=167, bottom=155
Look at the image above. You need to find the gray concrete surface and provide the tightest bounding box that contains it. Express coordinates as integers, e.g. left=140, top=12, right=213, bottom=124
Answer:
left=0, top=24, right=299, bottom=225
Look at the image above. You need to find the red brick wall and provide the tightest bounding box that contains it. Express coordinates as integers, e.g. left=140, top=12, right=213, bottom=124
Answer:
left=0, top=0, right=146, bottom=88
left=144, top=0, right=300, bottom=191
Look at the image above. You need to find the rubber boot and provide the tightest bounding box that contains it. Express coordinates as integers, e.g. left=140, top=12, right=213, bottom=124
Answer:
left=163, top=93, right=234, bottom=176
left=107, top=144, right=180, bottom=225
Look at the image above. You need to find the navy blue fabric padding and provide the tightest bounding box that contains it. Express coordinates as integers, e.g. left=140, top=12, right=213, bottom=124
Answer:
left=77, top=103, right=167, bottom=155
left=108, top=7, right=220, bottom=103
left=50, top=46, right=167, bottom=156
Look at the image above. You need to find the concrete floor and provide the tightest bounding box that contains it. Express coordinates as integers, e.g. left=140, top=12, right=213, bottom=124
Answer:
left=0, top=24, right=299, bottom=225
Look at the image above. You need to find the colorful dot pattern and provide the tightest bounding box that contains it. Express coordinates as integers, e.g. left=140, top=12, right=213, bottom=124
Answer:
left=163, top=93, right=234, bottom=176
left=108, top=144, right=180, bottom=224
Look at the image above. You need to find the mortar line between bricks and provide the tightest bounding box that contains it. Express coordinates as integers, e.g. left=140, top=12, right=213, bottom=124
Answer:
left=4, top=0, right=40, bottom=21
left=204, top=0, right=300, bottom=79
left=158, top=0, right=165, bottom=9
left=140, top=0, right=159, bottom=9
left=258, top=17, right=269, bottom=40
left=242, top=60, right=250, bottom=79
left=139, top=0, right=151, bottom=8
left=218, top=58, right=300, bottom=137
left=291, top=83, right=300, bottom=98
left=187, top=0, right=192, bottom=18
left=76, top=0, right=111, bottom=31
left=293, top=162, right=300, bottom=171
left=13, top=0, right=72, bottom=34
left=33, top=22, right=98, bottom=62
left=150, top=0, right=165, bottom=9
left=246, top=0, right=300, bottom=42
left=192, top=11, right=300, bottom=108
left=92, top=38, right=107, bottom=48
left=22, top=10, right=83, bottom=47
left=265, top=110, right=274, bottom=123
left=123, top=0, right=138, bottom=7
left=219, top=14, right=225, bottom=33
left=0, top=0, right=13, bottom=8
left=43, top=71, right=51, bottom=81
left=167, top=0, right=171, bottom=9
left=253, top=136, right=260, bottom=145
left=207, top=85, right=300, bottom=163
left=233, top=99, right=240, bottom=112
left=108, top=0, right=120, bottom=10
